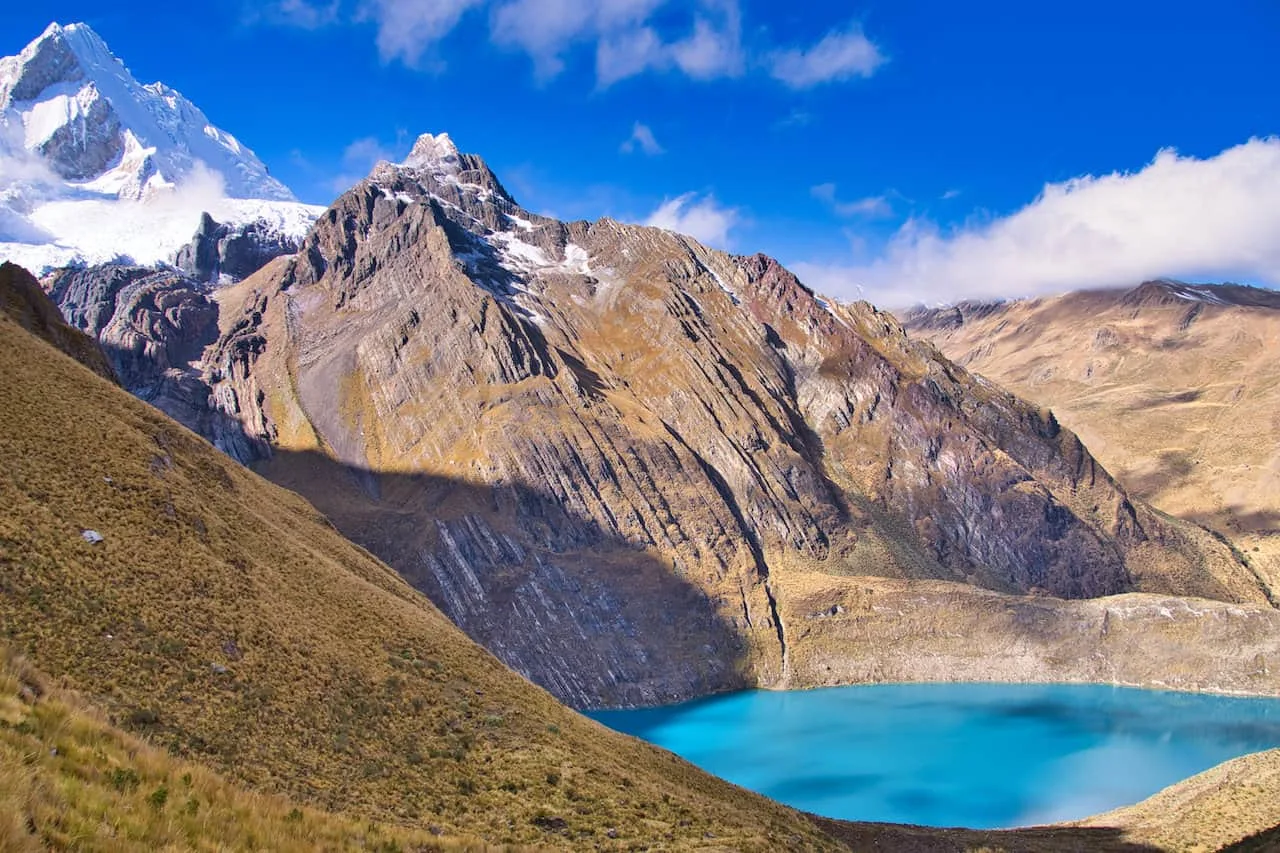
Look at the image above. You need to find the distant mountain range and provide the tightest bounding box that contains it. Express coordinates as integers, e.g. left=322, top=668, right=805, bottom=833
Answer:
left=902, top=279, right=1280, bottom=594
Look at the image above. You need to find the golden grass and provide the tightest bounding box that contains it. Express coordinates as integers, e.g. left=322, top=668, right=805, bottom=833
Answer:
left=1081, top=749, right=1280, bottom=852
left=0, top=647, right=502, bottom=852
left=0, top=262, right=116, bottom=383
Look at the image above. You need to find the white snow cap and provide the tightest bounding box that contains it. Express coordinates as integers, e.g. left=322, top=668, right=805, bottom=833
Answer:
left=0, top=21, right=296, bottom=202
left=402, top=133, right=461, bottom=173
left=0, top=20, right=321, bottom=274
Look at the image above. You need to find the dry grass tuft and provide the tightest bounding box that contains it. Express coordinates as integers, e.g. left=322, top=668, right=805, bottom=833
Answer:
left=0, top=648, right=501, bottom=852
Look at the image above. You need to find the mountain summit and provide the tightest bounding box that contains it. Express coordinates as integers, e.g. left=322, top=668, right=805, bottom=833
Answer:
left=0, top=23, right=320, bottom=276
left=0, top=22, right=294, bottom=201
left=402, top=131, right=463, bottom=172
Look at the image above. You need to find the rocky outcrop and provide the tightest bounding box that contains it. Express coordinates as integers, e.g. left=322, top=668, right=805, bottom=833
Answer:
left=40, top=263, right=267, bottom=463
left=170, top=134, right=1270, bottom=708
left=44, top=265, right=214, bottom=384
left=173, top=213, right=303, bottom=283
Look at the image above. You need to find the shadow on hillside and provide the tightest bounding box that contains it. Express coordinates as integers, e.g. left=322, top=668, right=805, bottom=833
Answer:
left=1219, top=507, right=1280, bottom=537
left=811, top=817, right=1164, bottom=852
left=93, top=336, right=271, bottom=465
left=1220, top=823, right=1280, bottom=852
left=249, top=445, right=753, bottom=710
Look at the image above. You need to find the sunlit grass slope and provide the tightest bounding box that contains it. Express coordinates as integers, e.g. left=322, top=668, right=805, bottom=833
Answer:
left=0, top=284, right=838, bottom=849
left=0, top=647, right=501, bottom=852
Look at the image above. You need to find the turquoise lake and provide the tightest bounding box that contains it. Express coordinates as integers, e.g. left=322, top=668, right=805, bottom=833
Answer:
left=588, top=683, right=1280, bottom=828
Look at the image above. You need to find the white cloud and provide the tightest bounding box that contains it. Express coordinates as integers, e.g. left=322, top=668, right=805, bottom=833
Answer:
left=356, top=0, right=487, bottom=66
left=258, top=1, right=879, bottom=89
left=621, top=122, right=665, bottom=156
left=645, top=192, right=739, bottom=249
left=811, top=182, right=892, bottom=218
left=594, top=0, right=743, bottom=86
left=668, top=0, right=743, bottom=79
left=770, top=24, right=886, bottom=89
left=792, top=138, right=1280, bottom=308
left=595, top=26, right=665, bottom=86
left=253, top=0, right=342, bottom=28
left=490, top=0, right=665, bottom=79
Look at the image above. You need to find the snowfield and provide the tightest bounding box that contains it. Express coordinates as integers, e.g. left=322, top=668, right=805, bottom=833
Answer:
left=0, top=194, right=324, bottom=275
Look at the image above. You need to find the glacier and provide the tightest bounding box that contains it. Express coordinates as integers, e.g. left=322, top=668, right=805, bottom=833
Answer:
left=0, top=22, right=321, bottom=276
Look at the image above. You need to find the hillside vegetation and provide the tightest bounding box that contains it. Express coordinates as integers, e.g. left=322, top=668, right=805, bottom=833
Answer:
left=0, top=647, right=500, bottom=852
left=0, top=291, right=837, bottom=849
left=4, top=265, right=1280, bottom=850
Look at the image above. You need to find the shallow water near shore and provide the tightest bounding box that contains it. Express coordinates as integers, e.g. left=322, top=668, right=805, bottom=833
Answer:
left=588, top=682, right=1280, bottom=828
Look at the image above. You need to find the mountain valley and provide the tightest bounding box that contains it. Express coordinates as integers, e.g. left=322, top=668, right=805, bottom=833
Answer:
left=1, top=16, right=1279, bottom=853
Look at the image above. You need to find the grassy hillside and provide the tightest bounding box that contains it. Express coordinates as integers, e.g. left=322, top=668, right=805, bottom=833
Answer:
left=1081, top=748, right=1280, bottom=852
left=0, top=647, right=499, bottom=852
left=0, top=295, right=837, bottom=849
left=0, top=261, right=116, bottom=383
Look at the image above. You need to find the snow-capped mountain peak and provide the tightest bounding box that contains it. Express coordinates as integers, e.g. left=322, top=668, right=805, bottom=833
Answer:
left=402, top=132, right=463, bottom=174
left=0, top=21, right=295, bottom=201
left=0, top=22, right=323, bottom=278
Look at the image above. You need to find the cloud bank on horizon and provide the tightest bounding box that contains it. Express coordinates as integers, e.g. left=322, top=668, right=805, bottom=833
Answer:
left=793, top=137, right=1280, bottom=308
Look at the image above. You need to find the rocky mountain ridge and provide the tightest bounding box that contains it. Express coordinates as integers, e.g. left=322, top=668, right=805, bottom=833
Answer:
left=33, top=134, right=1274, bottom=708
left=172, top=211, right=305, bottom=283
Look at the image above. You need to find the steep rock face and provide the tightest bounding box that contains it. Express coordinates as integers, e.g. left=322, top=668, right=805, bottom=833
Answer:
left=41, top=263, right=267, bottom=463
left=44, top=265, right=213, bottom=382
left=173, top=212, right=303, bottom=283
left=181, top=136, right=1267, bottom=707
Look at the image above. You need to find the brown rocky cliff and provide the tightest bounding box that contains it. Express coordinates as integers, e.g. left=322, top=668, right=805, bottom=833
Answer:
left=132, top=139, right=1275, bottom=705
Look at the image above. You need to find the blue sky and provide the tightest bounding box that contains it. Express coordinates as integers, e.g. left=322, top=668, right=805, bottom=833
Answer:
left=4, top=1, right=1279, bottom=304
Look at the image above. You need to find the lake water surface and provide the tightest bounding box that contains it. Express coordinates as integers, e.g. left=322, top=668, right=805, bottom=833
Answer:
left=588, top=683, right=1280, bottom=828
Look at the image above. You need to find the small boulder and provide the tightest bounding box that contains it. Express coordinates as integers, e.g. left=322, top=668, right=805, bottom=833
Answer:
left=532, top=815, right=568, bottom=832
left=81, top=529, right=104, bottom=544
